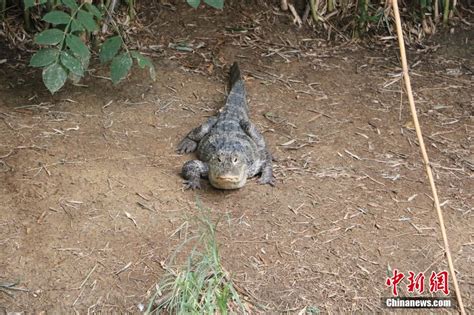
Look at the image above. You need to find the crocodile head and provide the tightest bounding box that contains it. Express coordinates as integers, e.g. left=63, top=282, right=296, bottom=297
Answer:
left=208, top=151, right=248, bottom=189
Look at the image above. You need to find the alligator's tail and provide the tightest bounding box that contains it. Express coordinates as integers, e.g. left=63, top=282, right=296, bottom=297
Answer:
left=229, top=62, right=242, bottom=90
left=225, top=62, right=247, bottom=113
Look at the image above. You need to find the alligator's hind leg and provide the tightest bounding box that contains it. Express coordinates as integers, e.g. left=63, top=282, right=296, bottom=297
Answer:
left=181, top=160, right=209, bottom=189
left=177, top=117, right=217, bottom=154
left=240, top=120, right=275, bottom=186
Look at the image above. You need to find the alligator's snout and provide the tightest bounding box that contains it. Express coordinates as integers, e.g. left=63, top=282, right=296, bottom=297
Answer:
left=211, top=173, right=246, bottom=190
left=216, top=175, right=241, bottom=183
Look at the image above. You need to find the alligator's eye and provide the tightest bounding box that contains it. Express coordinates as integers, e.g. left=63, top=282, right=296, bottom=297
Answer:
left=232, top=157, right=238, bottom=164
left=217, top=156, right=223, bottom=163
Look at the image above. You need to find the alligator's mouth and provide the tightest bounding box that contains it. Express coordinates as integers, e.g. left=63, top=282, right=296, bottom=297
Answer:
left=209, top=174, right=247, bottom=190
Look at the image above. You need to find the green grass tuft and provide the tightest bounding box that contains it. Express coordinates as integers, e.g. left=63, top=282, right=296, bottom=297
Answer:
left=145, top=203, right=249, bottom=315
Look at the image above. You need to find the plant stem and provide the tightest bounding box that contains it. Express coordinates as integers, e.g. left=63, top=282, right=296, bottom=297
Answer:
left=0, top=0, right=6, bottom=21
left=104, top=5, right=130, bottom=55
left=443, top=0, right=449, bottom=24
left=309, top=0, right=319, bottom=23
left=24, top=7, right=31, bottom=32
left=128, top=0, right=136, bottom=20
left=55, top=1, right=87, bottom=63
left=450, top=0, right=457, bottom=18
left=328, top=0, right=334, bottom=12
left=46, top=0, right=53, bottom=12
left=358, top=0, right=367, bottom=30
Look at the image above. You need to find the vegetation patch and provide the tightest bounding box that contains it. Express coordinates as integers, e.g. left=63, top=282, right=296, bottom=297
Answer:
left=146, top=204, right=251, bottom=314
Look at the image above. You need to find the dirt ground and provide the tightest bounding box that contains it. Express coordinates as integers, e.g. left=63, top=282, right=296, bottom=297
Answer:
left=0, top=1, right=473, bottom=313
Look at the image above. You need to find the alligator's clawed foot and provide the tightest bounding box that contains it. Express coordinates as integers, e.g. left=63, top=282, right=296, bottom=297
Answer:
left=183, top=180, right=201, bottom=190
left=258, top=175, right=276, bottom=187
left=177, top=138, right=197, bottom=154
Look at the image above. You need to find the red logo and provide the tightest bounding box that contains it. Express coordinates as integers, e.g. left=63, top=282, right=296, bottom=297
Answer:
left=407, top=271, right=425, bottom=294
left=429, top=271, right=449, bottom=295
left=386, top=270, right=449, bottom=296
left=386, top=269, right=405, bottom=296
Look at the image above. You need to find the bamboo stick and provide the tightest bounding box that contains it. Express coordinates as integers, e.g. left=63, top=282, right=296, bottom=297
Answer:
left=328, top=0, right=335, bottom=12
left=391, top=0, right=466, bottom=314
left=310, top=0, right=320, bottom=23
left=443, top=0, right=450, bottom=24
left=450, top=0, right=457, bottom=18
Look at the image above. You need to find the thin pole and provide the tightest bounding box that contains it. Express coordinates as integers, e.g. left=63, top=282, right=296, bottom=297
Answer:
left=391, top=0, right=465, bottom=314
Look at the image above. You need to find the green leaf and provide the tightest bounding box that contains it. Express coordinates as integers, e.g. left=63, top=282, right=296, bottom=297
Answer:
left=61, top=0, right=78, bottom=10
left=65, top=34, right=90, bottom=61
left=70, top=19, right=85, bottom=32
left=187, top=0, right=200, bottom=8
left=77, top=9, right=97, bottom=32
left=130, top=51, right=152, bottom=69
left=204, top=0, right=223, bottom=9
left=79, top=55, right=90, bottom=69
left=24, top=0, right=47, bottom=9
left=24, top=0, right=35, bottom=9
left=99, top=36, right=122, bottom=64
left=131, top=51, right=156, bottom=81
left=34, top=29, right=64, bottom=45
left=42, top=10, right=71, bottom=25
left=60, top=51, right=84, bottom=77
left=110, top=52, right=132, bottom=84
left=30, top=48, right=59, bottom=67
left=85, top=3, right=102, bottom=18
left=42, top=62, right=67, bottom=94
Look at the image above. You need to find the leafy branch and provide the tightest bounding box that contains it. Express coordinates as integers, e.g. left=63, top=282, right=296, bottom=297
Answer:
left=27, top=0, right=155, bottom=94
left=98, top=5, right=155, bottom=85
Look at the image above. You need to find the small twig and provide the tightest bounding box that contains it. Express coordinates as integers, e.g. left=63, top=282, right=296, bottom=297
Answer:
left=78, top=264, right=98, bottom=289
left=288, top=4, right=303, bottom=26
left=302, top=3, right=311, bottom=23
left=0, top=280, right=29, bottom=294
left=114, top=262, right=132, bottom=275
left=101, top=0, right=118, bottom=34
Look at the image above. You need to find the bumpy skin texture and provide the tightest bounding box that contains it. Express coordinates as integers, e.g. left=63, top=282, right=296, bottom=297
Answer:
left=177, top=62, right=275, bottom=190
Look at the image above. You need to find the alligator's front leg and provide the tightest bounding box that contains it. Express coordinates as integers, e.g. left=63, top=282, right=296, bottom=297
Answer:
left=181, top=160, right=209, bottom=190
left=258, top=150, right=275, bottom=186
left=177, top=117, right=217, bottom=154
left=240, top=120, right=275, bottom=186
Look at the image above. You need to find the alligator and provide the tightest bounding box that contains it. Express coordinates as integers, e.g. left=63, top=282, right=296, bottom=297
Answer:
left=177, top=62, right=275, bottom=190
